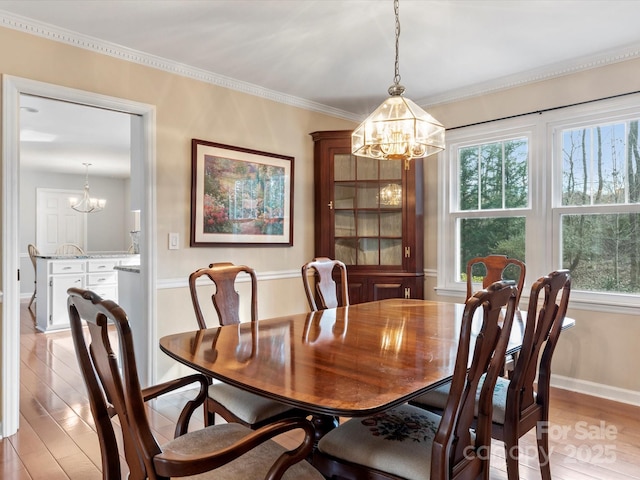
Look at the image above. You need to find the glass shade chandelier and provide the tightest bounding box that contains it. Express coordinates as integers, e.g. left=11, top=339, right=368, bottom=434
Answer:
left=352, top=0, right=445, bottom=166
left=379, top=183, right=403, bottom=206
left=69, top=163, right=106, bottom=213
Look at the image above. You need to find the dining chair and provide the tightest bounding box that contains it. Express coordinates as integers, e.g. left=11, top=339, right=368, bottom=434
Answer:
left=189, top=262, right=307, bottom=429
left=411, top=270, right=571, bottom=480
left=55, top=242, right=85, bottom=255
left=301, top=257, right=349, bottom=311
left=312, top=280, right=519, bottom=480
left=466, top=254, right=526, bottom=306
left=27, top=243, right=39, bottom=311
left=67, top=287, right=323, bottom=480
left=467, top=254, right=526, bottom=376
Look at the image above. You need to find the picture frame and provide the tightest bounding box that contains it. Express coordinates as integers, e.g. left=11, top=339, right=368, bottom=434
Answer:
left=190, top=139, right=294, bottom=246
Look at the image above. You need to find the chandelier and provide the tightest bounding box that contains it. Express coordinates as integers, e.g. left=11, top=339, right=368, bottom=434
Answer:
left=352, top=0, right=445, bottom=167
left=379, top=183, right=402, bottom=206
left=69, top=163, right=106, bottom=213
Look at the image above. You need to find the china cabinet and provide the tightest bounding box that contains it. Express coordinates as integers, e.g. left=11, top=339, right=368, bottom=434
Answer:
left=311, top=130, right=424, bottom=304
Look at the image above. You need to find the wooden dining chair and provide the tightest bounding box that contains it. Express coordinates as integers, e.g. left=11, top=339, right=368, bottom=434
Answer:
left=67, top=287, right=323, bottom=480
left=466, top=254, right=526, bottom=306
left=411, top=270, right=571, bottom=480
left=55, top=242, right=85, bottom=255
left=27, top=243, right=39, bottom=311
left=312, top=280, right=519, bottom=480
left=467, top=254, right=526, bottom=376
left=189, top=262, right=307, bottom=429
left=301, top=257, right=349, bottom=311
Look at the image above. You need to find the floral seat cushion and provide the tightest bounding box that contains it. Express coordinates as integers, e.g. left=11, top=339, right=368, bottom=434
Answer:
left=317, top=404, right=441, bottom=480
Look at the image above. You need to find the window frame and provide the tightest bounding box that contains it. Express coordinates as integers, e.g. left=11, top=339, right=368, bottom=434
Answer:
left=437, top=94, right=640, bottom=313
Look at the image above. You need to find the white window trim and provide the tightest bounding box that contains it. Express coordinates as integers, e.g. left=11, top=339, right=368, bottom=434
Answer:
left=437, top=95, right=640, bottom=314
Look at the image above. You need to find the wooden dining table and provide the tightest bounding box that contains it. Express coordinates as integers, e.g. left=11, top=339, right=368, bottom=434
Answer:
left=159, top=298, right=573, bottom=438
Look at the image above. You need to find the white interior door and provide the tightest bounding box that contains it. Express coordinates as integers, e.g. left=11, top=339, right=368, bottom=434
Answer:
left=36, top=188, right=86, bottom=254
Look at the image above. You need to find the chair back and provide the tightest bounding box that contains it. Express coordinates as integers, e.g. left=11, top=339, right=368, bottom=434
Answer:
left=466, top=254, right=526, bottom=305
left=431, top=280, right=518, bottom=479
left=28, top=243, right=39, bottom=269
left=301, top=257, right=349, bottom=311
left=56, top=243, right=85, bottom=255
left=507, top=270, right=571, bottom=422
left=67, top=288, right=160, bottom=480
left=189, top=262, right=258, bottom=329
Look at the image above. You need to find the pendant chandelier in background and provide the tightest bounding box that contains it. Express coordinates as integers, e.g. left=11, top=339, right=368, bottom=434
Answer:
left=379, top=183, right=403, bottom=206
left=69, top=162, right=106, bottom=213
left=352, top=0, right=445, bottom=167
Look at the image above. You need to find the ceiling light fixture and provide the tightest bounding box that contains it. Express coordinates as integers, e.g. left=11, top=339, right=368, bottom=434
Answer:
left=352, top=0, right=445, bottom=167
left=379, top=183, right=403, bottom=206
left=69, top=163, right=106, bottom=213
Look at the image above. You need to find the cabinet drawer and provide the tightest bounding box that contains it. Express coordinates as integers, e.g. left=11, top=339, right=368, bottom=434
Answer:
left=91, top=285, right=118, bottom=302
left=87, top=260, right=118, bottom=272
left=51, top=261, right=85, bottom=274
left=87, top=272, right=118, bottom=286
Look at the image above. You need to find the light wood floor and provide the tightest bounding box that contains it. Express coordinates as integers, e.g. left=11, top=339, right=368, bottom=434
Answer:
left=2, top=301, right=640, bottom=479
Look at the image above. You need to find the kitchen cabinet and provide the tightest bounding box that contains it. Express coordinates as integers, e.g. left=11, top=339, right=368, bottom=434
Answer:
left=35, top=254, right=139, bottom=332
left=310, top=130, right=424, bottom=303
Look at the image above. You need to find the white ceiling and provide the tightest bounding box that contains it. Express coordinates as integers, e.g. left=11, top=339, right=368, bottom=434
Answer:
left=4, top=0, right=640, bottom=176
left=19, top=95, right=131, bottom=178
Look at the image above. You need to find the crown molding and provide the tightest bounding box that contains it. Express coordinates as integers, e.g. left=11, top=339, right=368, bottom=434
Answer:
left=3, top=10, right=640, bottom=120
left=0, top=11, right=360, bottom=122
left=419, top=43, right=640, bottom=108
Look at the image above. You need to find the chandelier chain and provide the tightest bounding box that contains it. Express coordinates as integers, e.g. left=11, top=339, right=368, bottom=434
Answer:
left=393, top=0, right=401, bottom=87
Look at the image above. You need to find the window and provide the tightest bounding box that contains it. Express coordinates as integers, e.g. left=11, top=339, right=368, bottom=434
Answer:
left=556, top=120, right=640, bottom=294
left=457, top=137, right=528, bottom=282
left=438, top=95, right=640, bottom=310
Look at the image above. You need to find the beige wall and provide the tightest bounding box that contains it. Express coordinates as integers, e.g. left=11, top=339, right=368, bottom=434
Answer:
left=0, top=26, right=355, bottom=397
left=2, top=24, right=639, bottom=420
left=421, top=58, right=640, bottom=397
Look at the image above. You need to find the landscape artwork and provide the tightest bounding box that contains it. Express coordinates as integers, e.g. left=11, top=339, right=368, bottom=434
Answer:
left=191, top=140, right=293, bottom=246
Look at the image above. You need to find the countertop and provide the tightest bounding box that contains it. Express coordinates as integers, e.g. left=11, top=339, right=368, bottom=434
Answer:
left=35, top=252, right=139, bottom=260
left=114, top=264, right=140, bottom=273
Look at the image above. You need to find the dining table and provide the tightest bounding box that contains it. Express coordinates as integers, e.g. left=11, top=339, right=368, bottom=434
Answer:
left=159, top=298, right=574, bottom=440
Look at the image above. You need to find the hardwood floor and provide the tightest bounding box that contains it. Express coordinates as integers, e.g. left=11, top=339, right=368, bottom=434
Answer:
left=2, top=300, right=639, bottom=479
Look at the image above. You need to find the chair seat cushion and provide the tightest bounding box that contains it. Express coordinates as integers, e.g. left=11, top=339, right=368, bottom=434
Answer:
left=317, top=404, right=441, bottom=480
left=411, top=375, right=532, bottom=425
left=162, top=422, right=323, bottom=480
left=209, top=382, right=295, bottom=424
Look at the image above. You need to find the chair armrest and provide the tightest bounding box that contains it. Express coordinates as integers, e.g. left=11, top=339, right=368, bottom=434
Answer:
left=153, top=417, right=315, bottom=480
left=141, top=373, right=209, bottom=437
left=141, top=373, right=208, bottom=401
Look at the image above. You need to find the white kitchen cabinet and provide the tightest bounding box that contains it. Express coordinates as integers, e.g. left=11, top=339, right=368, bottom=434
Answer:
left=50, top=272, right=85, bottom=330
left=87, top=259, right=119, bottom=301
left=35, top=254, right=139, bottom=332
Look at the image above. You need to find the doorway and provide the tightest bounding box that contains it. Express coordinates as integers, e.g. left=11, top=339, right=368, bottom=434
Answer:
left=2, top=76, right=157, bottom=437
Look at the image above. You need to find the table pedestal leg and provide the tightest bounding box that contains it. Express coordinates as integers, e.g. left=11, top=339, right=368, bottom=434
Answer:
left=311, top=414, right=339, bottom=446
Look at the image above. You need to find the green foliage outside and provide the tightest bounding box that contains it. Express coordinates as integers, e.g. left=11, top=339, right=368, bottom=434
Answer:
left=458, top=139, right=527, bottom=282
left=561, top=121, right=640, bottom=293
left=457, top=120, right=640, bottom=294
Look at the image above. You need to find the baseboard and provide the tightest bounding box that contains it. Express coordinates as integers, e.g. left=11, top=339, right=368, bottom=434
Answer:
left=551, top=374, right=640, bottom=407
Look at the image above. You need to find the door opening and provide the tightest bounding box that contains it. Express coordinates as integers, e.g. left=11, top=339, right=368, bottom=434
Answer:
left=2, top=76, right=157, bottom=438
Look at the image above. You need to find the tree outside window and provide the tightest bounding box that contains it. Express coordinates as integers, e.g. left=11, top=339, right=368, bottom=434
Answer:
left=560, top=120, right=640, bottom=293
left=440, top=97, right=640, bottom=306
left=457, top=138, right=528, bottom=282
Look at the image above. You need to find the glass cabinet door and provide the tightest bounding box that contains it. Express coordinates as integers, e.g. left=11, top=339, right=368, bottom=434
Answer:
left=333, top=154, right=403, bottom=266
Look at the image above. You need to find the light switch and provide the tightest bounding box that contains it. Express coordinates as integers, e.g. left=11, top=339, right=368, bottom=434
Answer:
left=168, top=232, right=179, bottom=250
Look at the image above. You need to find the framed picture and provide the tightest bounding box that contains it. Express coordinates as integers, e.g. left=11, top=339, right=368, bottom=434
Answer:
left=190, top=139, right=294, bottom=246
